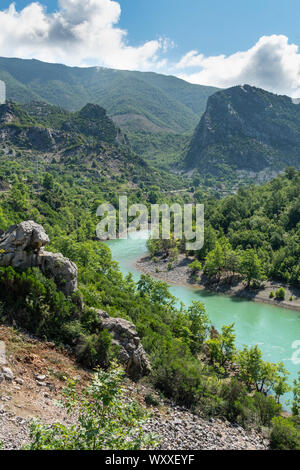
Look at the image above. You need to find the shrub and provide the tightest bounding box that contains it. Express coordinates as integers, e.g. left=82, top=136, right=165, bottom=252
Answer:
left=144, top=393, right=161, bottom=407
left=188, top=260, right=202, bottom=276
left=270, top=417, right=300, bottom=450
left=275, top=287, right=286, bottom=301
left=75, top=330, right=112, bottom=369
left=269, top=291, right=275, bottom=299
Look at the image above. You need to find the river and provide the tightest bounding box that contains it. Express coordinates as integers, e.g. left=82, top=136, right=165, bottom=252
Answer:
left=107, top=231, right=300, bottom=405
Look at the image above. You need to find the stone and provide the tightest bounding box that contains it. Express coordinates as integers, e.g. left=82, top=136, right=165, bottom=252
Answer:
left=1, top=367, right=14, bottom=380
left=0, top=221, right=78, bottom=296
left=99, top=313, right=151, bottom=380
left=35, top=375, right=46, bottom=382
left=0, top=341, right=7, bottom=366
left=14, top=378, right=24, bottom=385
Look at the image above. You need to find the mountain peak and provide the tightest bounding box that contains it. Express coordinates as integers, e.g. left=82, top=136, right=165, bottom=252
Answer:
left=185, top=84, right=300, bottom=175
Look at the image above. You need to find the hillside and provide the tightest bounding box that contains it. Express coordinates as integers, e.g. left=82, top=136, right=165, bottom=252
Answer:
left=0, top=57, right=220, bottom=170
left=185, top=85, right=300, bottom=177
left=0, top=57, right=218, bottom=135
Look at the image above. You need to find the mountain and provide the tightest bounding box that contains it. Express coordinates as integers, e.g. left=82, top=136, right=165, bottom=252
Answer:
left=185, top=84, right=300, bottom=176
left=0, top=100, right=123, bottom=150
left=0, top=57, right=219, bottom=135
left=0, top=100, right=184, bottom=192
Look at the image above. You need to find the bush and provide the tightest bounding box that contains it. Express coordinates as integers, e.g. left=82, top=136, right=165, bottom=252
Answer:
left=269, top=291, right=275, bottom=299
left=144, top=393, right=161, bottom=407
left=75, top=330, right=112, bottom=369
left=270, top=417, right=300, bottom=450
left=275, top=287, right=286, bottom=301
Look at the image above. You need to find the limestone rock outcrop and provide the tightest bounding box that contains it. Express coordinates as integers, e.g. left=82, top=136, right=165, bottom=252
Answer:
left=0, top=220, right=78, bottom=296
left=97, top=310, right=151, bottom=380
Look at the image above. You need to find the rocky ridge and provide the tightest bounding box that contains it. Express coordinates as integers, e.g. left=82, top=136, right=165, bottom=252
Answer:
left=186, top=84, right=300, bottom=175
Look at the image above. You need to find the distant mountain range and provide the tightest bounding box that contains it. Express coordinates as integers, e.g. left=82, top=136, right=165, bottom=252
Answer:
left=185, top=84, right=300, bottom=176
left=0, top=57, right=218, bottom=135
left=2, top=57, right=300, bottom=180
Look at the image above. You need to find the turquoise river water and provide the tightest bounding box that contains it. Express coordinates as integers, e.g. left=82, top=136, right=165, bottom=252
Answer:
left=107, top=231, right=300, bottom=406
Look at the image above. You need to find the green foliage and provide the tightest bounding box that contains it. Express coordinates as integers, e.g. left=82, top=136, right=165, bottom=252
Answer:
left=188, top=260, right=202, bottom=277
left=275, top=287, right=286, bottom=301
left=206, top=324, right=236, bottom=371
left=270, top=416, right=300, bottom=450
left=204, top=241, right=225, bottom=279
left=237, top=345, right=290, bottom=400
left=27, top=365, right=159, bottom=450
left=239, top=249, right=265, bottom=287
left=292, top=372, right=300, bottom=416
left=144, top=393, right=161, bottom=407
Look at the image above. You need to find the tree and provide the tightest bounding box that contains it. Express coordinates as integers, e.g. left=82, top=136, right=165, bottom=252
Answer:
left=239, top=249, right=265, bottom=287
left=292, top=372, right=300, bottom=416
left=237, top=346, right=290, bottom=401
left=43, top=173, right=54, bottom=190
left=137, top=274, right=175, bottom=307
left=206, top=324, right=236, bottom=370
left=27, top=366, right=159, bottom=450
left=186, top=301, right=211, bottom=354
left=188, top=260, right=202, bottom=278
left=224, top=249, right=240, bottom=277
left=204, top=242, right=224, bottom=280
left=270, top=417, right=300, bottom=450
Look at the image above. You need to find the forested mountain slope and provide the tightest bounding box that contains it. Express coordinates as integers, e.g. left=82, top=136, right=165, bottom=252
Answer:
left=0, top=57, right=218, bottom=134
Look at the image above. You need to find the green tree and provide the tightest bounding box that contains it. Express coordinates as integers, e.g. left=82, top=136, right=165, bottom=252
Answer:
left=186, top=301, right=211, bottom=354
left=206, top=324, right=236, bottom=371
left=188, top=260, right=202, bottom=277
left=43, top=173, right=54, bottom=190
left=237, top=345, right=290, bottom=400
left=292, top=372, right=300, bottom=416
left=270, top=417, right=300, bottom=450
left=204, top=242, right=224, bottom=280
left=239, top=249, right=265, bottom=287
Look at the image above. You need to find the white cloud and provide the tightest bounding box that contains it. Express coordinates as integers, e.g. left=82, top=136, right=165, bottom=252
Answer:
left=176, top=35, right=300, bottom=97
left=0, top=3, right=300, bottom=98
left=0, top=0, right=169, bottom=70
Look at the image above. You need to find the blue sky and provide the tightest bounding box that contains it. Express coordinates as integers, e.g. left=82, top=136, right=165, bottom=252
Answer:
left=2, top=0, right=300, bottom=57
left=0, top=1, right=300, bottom=96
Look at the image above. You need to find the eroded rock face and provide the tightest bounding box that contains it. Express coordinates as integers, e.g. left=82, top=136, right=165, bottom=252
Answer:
left=97, top=310, right=151, bottom=380
left=0, top=220, right=78, bottom=296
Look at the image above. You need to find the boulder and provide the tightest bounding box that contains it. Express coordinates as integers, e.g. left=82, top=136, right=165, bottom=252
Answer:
left=98, top=310, right=151, bottom=380
left=0, top=220, right=78, bottom=296
left=0, top=341, right=6, bottom=366
left=1, top=367, right=14, bottom=380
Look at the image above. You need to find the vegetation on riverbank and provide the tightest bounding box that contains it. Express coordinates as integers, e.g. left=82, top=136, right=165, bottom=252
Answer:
left=147, top=167, right=300, bottom=291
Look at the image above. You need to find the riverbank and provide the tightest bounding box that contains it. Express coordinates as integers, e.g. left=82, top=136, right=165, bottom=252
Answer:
left=136, top=255, right=300, bottom=312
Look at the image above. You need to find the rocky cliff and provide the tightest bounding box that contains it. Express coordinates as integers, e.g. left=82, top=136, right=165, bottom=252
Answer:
left=185, top=84, right=300, bottom=175
left=0, top=220, right=78, bottom=296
